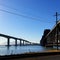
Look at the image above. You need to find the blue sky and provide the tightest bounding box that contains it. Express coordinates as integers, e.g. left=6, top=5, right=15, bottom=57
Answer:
left=0, top=0, right=60, bottom=44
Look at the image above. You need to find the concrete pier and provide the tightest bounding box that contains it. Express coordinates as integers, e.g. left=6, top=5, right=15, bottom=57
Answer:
left=15, top=39, right=17, bottom=46
left=20, top=40, right=21, bottom=46
left=23, top=40, right=24, bottom=46
left=7, top=38, right=10, bottom=46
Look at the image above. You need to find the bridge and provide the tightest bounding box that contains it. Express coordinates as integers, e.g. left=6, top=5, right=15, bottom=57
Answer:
left=40, top=20, right=60, bottom=47
left=0, top=33, right=32, bottom=46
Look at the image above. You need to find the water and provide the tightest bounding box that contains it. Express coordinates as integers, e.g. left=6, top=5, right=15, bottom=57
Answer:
left=0, top=45, right=56, bottom=56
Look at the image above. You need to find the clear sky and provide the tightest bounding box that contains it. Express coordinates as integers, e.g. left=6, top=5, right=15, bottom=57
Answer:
left=0, top=0, right=60, bottom=45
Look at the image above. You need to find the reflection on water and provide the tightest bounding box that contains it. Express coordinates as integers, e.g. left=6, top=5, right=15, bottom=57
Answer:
left=0, top=45, right=56, bottom=56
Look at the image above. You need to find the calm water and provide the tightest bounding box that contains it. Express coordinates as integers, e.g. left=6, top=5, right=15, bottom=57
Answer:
left=0, top=45, right=56, bottom=56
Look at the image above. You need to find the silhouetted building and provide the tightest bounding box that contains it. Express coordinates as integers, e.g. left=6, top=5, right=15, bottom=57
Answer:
left=40, top=29, right=50, bottom=46
left=40, top=20, right=60, bottom=47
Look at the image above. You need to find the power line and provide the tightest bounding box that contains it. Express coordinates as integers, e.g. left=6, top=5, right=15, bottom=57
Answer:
left=0, top=9, right=41, bottom=20
left=0, top=8, right=55, bottom=23
left=0, top=3, right=18, bottom=11
left=0, top=4, right=56, bottom=23
left=0, top=3, right=44, bottom=20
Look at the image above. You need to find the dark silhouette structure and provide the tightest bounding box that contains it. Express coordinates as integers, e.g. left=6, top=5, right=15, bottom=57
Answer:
left=40, top=29, right=50, bottom=46
left=40, top=20, right=60, bottom=47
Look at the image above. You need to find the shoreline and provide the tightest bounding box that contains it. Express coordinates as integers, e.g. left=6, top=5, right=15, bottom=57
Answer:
left=0, top=50, right=60, bottom=60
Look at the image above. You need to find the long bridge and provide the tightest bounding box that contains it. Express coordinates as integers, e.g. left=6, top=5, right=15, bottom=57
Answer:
left=0, top=33, right=32, bottom=46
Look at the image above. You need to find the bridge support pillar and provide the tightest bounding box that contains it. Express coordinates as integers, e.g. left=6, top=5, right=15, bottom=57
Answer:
left=23, top=40, right=24, bottom=46
left=7, top=38, right=10, bottom=46
left=25, top=42, right=27, bottom=45
left=15, top=39, right=17, bottom=46
left=20, top=40, right=21, bottom=46
left=30, top=42, right=31, bottom=45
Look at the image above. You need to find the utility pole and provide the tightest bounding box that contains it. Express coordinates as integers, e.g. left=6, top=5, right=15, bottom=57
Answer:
left=54, top=12, right=60, bottom=50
